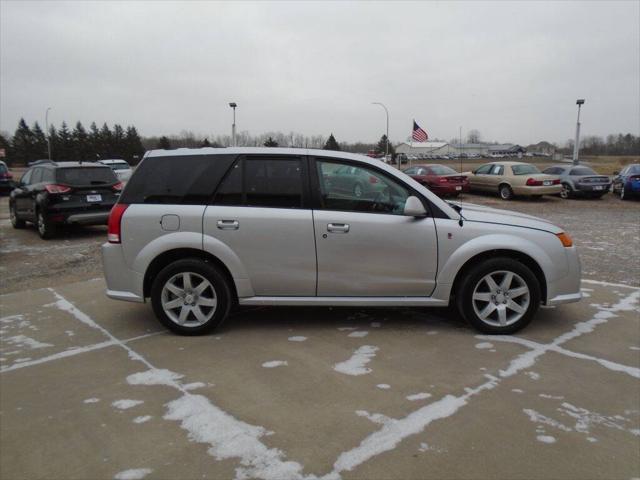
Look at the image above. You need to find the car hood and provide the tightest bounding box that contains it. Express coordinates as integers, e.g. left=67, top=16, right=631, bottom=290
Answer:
left=454, top=202, right=563, bottom=234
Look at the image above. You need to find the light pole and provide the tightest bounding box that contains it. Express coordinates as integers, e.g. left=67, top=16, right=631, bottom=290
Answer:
left=229, top=102, right=237, bottom=147
left=45, top=107, right=52, bottom=160
left=372, top=102, right=390, bottom=166
left=572, top=99, right=585, bottom=165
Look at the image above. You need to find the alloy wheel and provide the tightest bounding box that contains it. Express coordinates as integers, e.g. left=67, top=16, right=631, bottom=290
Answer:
left=161, top=272, right=217, bottom=327
left=471, top=270, right=530, bottom=327
left=560, top=184, right=570, bottom=199
left=37, top=212, right=46, bottom=236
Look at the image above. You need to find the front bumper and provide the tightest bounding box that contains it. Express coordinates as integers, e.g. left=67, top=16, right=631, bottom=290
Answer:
left=545, top=245, right=582, bottom=306
left=102, top=242, right=145, bottom=303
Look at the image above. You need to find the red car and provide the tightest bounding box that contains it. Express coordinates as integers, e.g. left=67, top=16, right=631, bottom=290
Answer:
left=403, top=164, right=469, bottom=197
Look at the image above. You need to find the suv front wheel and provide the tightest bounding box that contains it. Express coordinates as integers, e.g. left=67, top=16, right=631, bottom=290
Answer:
left=151, top=259, right=231, bottom=335
left=456, top=257, right=541, bottom=334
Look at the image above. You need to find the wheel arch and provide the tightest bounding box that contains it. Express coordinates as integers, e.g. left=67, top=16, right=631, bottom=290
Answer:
left=451, top=249, right=547, bottom=304
left=143, top=248, right=238, bottom=303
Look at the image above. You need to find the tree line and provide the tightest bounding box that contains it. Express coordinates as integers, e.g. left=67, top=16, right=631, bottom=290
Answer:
left=0, top=118, right=145, bottom=166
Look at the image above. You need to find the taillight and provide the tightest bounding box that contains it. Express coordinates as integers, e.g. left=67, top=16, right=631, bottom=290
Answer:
left=0, top=172, right=12, bottom=179
left=108, top=204, right=128, bottom=243
left=368, top=175, right=378, bottom=184
left=552, top=179, right=561, bottom=185
left=112, top=181, right=124, bottom=192
left=45, top=184, right=72, bottom=194
left=526, top=178, right=543, bottom=186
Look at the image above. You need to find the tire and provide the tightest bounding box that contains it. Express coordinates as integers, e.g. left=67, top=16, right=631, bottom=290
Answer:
left=151, top=258, right=232, bottom=335
left=456, top=257, right=541, bottom=334
left=353, top=183, right=363, bottom=198
left=9, top=203, right=26, bottom=229
left=621, top=185, right=628, bottom=200
left=499, top=184, right=514, bottom=200
left=36, top=209, right=56, bottom=239
left=560, top=183, right=572, bottom=199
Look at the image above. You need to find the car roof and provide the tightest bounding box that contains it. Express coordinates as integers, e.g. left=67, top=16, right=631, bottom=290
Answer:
left=36, top=161, right=111, bottom=168
left=482, top=161, right=532, bottom=166
left=99, top=159, right=128, bottom=164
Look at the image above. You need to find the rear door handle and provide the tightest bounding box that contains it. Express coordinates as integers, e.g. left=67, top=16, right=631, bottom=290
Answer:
left=327, top=223, right=349, bottom=233
left=217, top=219, right=239, bottom=230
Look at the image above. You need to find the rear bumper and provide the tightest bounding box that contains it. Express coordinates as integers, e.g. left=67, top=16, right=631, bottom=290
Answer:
left=101, top=242, right=145, bottom=303
left=574, top=183, right=611, bottom=194
left=430, top=184, right=470, bottom=196
left=66, top=212, right=110, bottom=225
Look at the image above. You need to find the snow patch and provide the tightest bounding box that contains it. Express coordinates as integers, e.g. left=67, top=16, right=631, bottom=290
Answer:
left=525, top=371, right=540, bottom=380
left=333, top=345, right=378, bottom=376
left=475, top=342, right=494, bottom=350
left=536, top=435, right=556, bottom=444
left=112, top=400, right=144, bottom=410
left=376, top=384, right=390, bottom=390
left=262, top=360, right=288, bottom=368
left=127, top=369, right=184, bottom=388
left=183, top=382, right=206, bottom=391
left=406, top=393, right=432, bottom=401
left=348, top=331, right=369, bottom=338
left=114, top=468, right=152, bottom=479
left=84, top=398, right=100, bottom=404
left=287, top=336, right=307, bottom=342
left=539, top=393, right=564, bottom=400
left=355, top=410, right=392, bottom=425
left=133, top=416, right=152, bottom=424
left=4, top=335, right=52, bottom=350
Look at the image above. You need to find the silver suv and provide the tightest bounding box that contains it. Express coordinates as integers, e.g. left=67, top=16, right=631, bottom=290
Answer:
left=102, top=148, right=581, bottom=335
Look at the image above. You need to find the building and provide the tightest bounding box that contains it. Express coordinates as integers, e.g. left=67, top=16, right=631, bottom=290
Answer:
left=396, top=141, right=526, bottom=157
left=395, top=142, right=449, bottom=156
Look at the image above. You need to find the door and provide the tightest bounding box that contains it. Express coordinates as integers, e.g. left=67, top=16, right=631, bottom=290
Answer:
left=312, top=158, right=438, bottom=297
left=203, top=155, right=317, bottom=296
left=470, top=164, right=493, bottom=191
left=15, top=168, right=40, bottom=218
left=486, top=164, right=505, bottom=190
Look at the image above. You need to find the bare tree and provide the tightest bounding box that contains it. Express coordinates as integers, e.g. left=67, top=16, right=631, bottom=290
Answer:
left=467, top=129, right=482, bottom=143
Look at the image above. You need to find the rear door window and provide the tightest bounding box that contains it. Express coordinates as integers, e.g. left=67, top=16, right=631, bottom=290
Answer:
left=490, top=165, right=504, bottom=175
left=56, top=167, right=117, bottom=186
left=31, top=168, right=43, bottom=184
left=42, top=168, right=55, bottom=183
left=21, top=169, right=33, bottom=185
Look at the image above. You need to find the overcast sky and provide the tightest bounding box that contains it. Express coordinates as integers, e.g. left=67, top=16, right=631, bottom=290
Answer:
left=1, top=1, right=638, bottom=145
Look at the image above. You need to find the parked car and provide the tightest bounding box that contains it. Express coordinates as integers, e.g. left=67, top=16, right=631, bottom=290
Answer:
left=612, top=164, right=640, bottom=200
left=10, top=161, right=123, bottom=239
left=466, top=161, right=561, bottom=200
left=403, top=164, right=469, bottom=197
left=322, top=163, right=390, bottom=199
left=98, top=159, right=133, bottom=183
left=102, top=148, right=581, bottom=336
left=541, top=164, right=610, bottom=199
left=0, top=160, right=14, bottom=194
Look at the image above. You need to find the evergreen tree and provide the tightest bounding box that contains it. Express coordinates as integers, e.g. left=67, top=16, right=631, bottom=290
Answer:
left=157, top=136, right=172, bottom=149
left=112, top=124, right=125, bottom=158
left=57, top=121, right=72, bottom=160
left=201, top=138, right=211, bottom=147
left=32, top=122, right=48, bottom=160
left=48, top=126, right=59, bottom=161
left=264, top=136, right=278, bottom=147
left=11, top=118, right=34, bottom=165
left=323, top=133, right=340, bottom=151
left=125, top=126, right=145, bottom=164
left=100, top=123, right=113, bottom=158
left=0, top=132, right=11, bottom=165
left=71, top=121, right=89, bottom=161
left=89, top=122, right=101, bottom=158
left=375, top=135, right=395, bottom=156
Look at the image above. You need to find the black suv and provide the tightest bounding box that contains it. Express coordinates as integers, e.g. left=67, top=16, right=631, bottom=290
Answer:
left=9, top=161, right=122, bottom=239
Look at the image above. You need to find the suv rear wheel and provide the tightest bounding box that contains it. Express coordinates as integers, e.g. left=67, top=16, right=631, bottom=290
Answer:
left=151, top=259, right=231, bottom=335
left=10, top=203, right=25, bottom=229
left=456, top=257, right=540, bottom=334
left=37, top=210, right=56, bottom=239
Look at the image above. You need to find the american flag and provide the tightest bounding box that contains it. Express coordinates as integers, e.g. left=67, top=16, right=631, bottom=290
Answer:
left=412, top=120, right=428, bottom=142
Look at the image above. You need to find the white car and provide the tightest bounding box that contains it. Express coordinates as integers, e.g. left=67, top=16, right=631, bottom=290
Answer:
left=98, top=159, right=132, bottom=183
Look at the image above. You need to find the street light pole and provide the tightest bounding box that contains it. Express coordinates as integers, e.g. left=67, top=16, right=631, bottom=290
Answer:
left=372, top=102, right=390, bottom=166
left=229, top=102, right=237, bottom=147
left=45, top=107, right=52, bottom=161
left=572, top=99, right=585, bottom=165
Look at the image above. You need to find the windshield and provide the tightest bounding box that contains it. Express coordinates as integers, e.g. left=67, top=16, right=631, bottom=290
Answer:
left=56, top=167, right=117, bottom=185
left=628, top=165, right=640, bottom=175
left=0, top=164, right=7, bottom=174
left=511, top=164, right=540, bottom=175
left=428, top=165, right=457, bottom=175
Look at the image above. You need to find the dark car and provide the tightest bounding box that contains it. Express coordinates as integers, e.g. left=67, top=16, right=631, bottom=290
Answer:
left=541, top=164, right=611, bottom=199
left=403, top=164, right=469, bottom=197
left=0, top=161, right=14, bottom=194
left=612, top=164, right=640, bottom=200
left=9, top=161, right=122, bottom=239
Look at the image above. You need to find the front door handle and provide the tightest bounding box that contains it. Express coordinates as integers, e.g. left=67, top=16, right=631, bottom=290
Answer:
left=217, top=219, right=239, bottom=230
left=327, top=223, right=349, bottom=233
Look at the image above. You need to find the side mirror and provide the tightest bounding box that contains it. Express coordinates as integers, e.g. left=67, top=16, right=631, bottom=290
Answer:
left=404, top=196, right=427, bottom=217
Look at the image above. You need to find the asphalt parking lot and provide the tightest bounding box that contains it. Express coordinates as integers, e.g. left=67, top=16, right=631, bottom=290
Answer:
left=1, top=193, right=639, bottom=479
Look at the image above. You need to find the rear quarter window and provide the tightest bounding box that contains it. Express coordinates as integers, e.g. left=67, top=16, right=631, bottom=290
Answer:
left=120, top=154, right=237, bottom=205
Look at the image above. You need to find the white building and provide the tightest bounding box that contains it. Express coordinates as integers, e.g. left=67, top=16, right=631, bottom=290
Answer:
left=395, top=142, right=449, bottom=156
